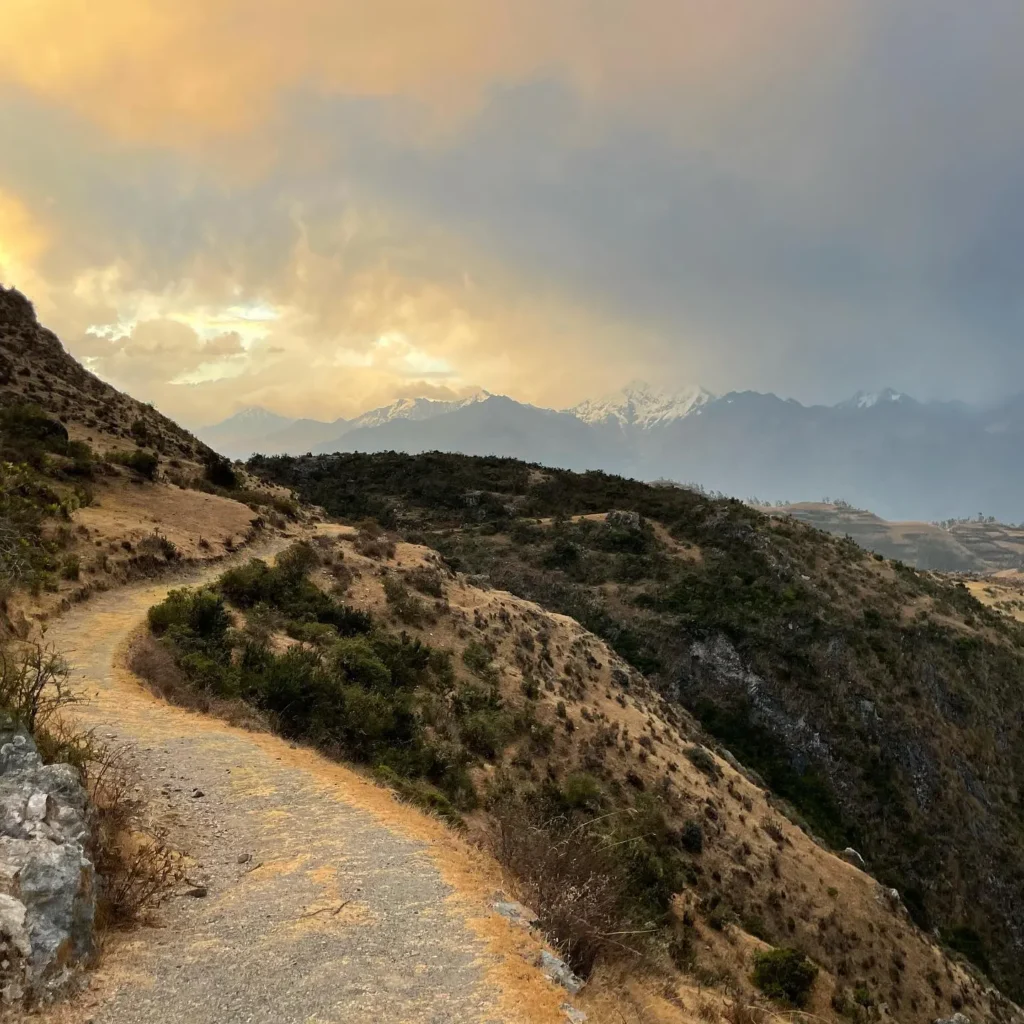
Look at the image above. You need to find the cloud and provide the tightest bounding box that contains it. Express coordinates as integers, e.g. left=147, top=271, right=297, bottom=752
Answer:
left=2, top=1, right=1024, bottom=425
left=0, top=1, right=843, bottom=148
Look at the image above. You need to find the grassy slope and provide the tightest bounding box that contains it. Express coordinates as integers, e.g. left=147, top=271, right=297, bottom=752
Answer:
left=249, top=451, right=1024, bottom=1003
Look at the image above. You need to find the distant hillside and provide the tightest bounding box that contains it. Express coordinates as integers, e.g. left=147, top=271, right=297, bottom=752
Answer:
left=768, top=503, right=1024, bottom=573
left=251, top=449, right=1024, bottom=1002
left=197, top=392, right=494, bottom=460
left=208, top=381, right=1024, bottom=521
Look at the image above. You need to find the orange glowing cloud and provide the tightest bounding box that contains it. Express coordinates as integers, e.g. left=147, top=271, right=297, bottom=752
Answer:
left=0, top=1, right=850, bottom=150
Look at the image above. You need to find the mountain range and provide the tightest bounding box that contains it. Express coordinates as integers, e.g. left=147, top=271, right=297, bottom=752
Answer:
left=199, top=381, right=1024, bottom=522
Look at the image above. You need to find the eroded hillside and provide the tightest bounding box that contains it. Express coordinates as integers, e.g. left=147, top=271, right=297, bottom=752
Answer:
left=250, top=451, right=1024, bottom=1004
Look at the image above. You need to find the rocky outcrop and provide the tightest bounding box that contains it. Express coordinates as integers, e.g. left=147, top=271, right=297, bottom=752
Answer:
left=605, top=509, right=642, bottom=531
left=0, top=719, right=94, bottom=1004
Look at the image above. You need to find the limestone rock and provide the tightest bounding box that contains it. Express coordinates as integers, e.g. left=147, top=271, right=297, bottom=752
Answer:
left=0, top=722, right=95, bottom=1004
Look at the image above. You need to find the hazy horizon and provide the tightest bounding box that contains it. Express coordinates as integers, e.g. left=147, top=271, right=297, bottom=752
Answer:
left=195, top=379, right=1014, bottom=432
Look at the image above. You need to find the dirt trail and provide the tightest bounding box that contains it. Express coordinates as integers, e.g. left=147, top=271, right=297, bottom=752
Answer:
left=43, top=533, right=569, bottom=1024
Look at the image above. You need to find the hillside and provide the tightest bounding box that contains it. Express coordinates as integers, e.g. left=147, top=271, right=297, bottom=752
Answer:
left=767, top=503, right=1024, bottom=573
left=1, top=287, right=211, bottom=463
left=0, top=286, right=305, bottom=637
left=132, top=528, right=1023, bottom=1024
left=249, top=450, right=1024, bottom=1003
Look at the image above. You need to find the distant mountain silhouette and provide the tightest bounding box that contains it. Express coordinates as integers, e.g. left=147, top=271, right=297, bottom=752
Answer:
left=200, top=383, right=1024, bottom=521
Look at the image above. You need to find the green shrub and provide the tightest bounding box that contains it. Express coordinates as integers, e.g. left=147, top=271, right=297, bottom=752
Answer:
left=383, top=573, right=426, bottom=625
left=406, top=565, right=444, bottom=597
left=680, top=819, right=704, bottom=854
left=115, top=448, right=159, bottom=480
left=204, top=452, right=238, bottom=489
left=147, top=588, right=232, bottom=651
left=0, top=403, right=69, bottom=465
left=328, top=635, right=392, bottom=690
left=460, top=708, right=514, bottom=760
left=462, top=640, right=497, bottom=683
left=685, top=745, right=720, bottom=780
left=752, top=948, right=819, bottom=1007
left=561, top=772, right=603, bottom=811
left=60, top=553, right=81, bottom=581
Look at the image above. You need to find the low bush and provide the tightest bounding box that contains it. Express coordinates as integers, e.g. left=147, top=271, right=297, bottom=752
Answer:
left=406, top=565, right=445, bottom=597
left=685, top=744, right=721, bottom=781
left=138, top=532, right=179, bottom=562
left=108, top=447, right=159, bottom=480
left=383, top=573, right=427, bottom=625
left=752, top=947, right=819, bottom=1007
left=203, top=452, right=238, bottom=490
left=487, top=784, right=688, bottom=976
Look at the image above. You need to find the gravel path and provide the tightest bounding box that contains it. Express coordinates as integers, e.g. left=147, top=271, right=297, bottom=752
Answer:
left=43, top=537, right=565, bottom=1024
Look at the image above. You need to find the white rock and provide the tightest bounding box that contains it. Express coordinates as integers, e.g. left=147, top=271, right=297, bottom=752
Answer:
left=24, top=794, right=48, bottom=823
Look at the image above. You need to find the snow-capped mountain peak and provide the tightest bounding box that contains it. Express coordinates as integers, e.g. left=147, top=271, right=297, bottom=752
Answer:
left=840, top=388, right=912, bottom=410
left=568, top=380, right=716, bottom=428
left=350, top=390, right=492, bottom=429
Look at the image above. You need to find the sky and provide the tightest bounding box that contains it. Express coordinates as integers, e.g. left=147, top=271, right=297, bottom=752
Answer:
left=2, top=1, right=1024, bottom=426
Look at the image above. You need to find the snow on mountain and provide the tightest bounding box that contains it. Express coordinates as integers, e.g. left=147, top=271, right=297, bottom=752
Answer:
left=839, top=388, right=912, bottom=410
left=349, top=391, right=492, bottom=429
left=568, top=380, right=716, bottom=428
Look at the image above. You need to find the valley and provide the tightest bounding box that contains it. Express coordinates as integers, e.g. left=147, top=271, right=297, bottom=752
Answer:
left=765, top=504, right=1024, bottom=574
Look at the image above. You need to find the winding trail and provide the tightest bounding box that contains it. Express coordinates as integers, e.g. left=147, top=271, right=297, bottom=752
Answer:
left=43, top=534, right=568, bottom=1024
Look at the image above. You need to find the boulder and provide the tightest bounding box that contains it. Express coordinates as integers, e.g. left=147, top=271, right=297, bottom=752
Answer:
left=0, top=722, right=94, bottom=1004
left=493, top=900, right=539, bottom=929
left=841, top=847, right=867, bottom=870
left=538, top=949, right=584, bottom=994
left=605, top=510, right=642, bottom=531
